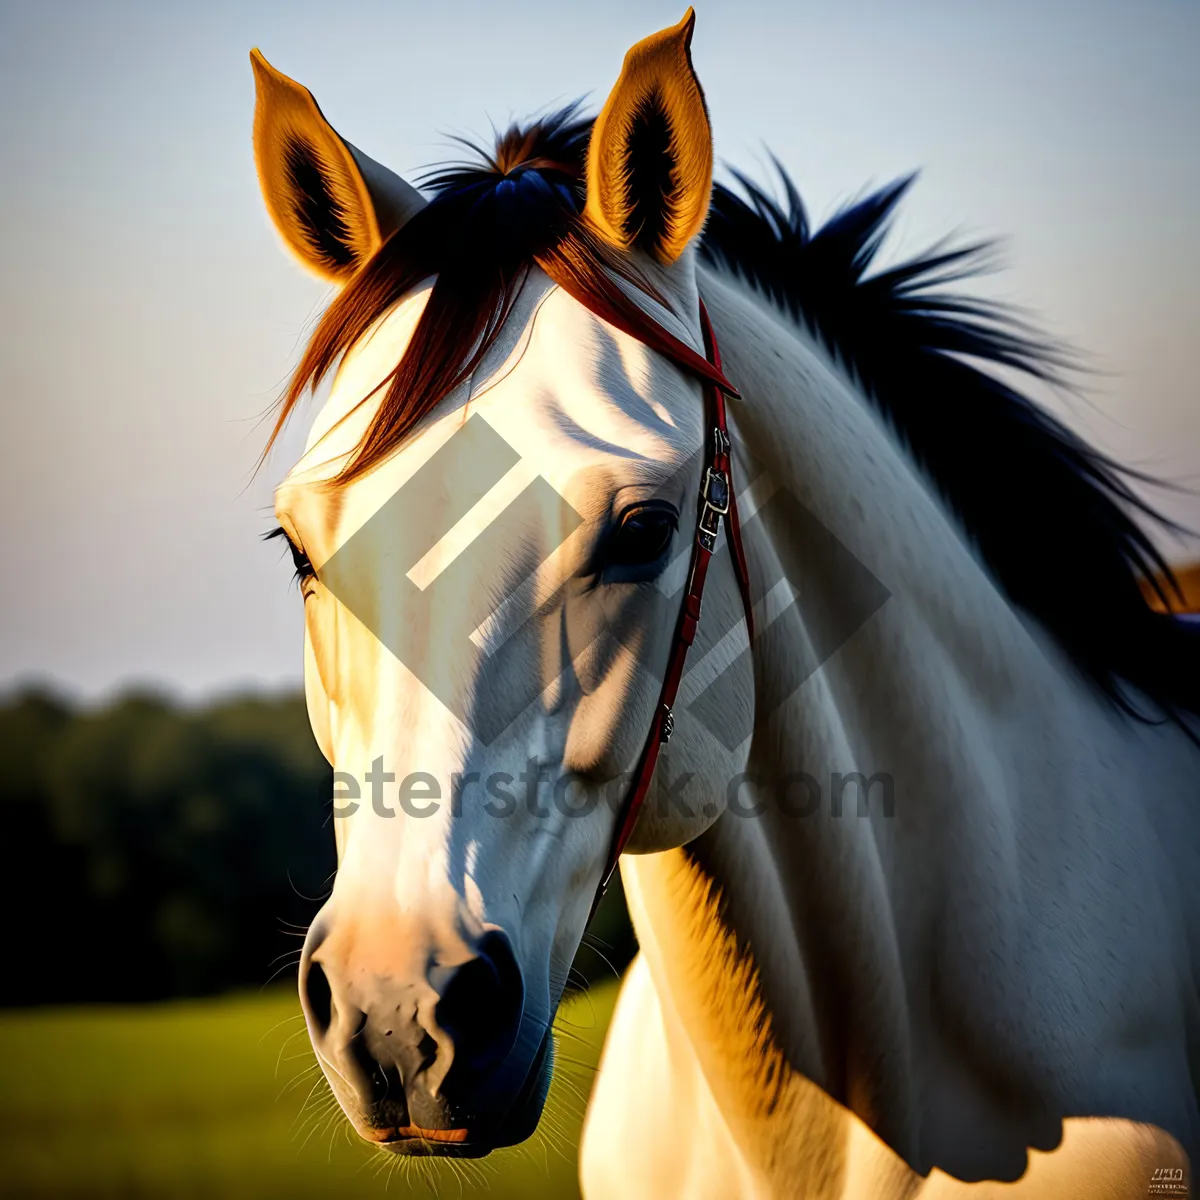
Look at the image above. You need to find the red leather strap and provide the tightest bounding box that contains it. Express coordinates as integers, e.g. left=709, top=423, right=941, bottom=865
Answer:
left=587, top=298, right=754, bottom=918
left=700, top=304, right=755, bottom=647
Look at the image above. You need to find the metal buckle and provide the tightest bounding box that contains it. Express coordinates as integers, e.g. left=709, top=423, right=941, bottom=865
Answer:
left=697, top=467, right=730, bottom=550
left=713, top=426, right=730, bottom=457
left=659, top=707, right=675, bottom=744
left=703, top=467, right=731, bottom=516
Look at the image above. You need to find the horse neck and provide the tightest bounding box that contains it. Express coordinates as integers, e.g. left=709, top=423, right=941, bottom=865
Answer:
left=625, top=266, right=992, bottom=1172
left=623, top=266, right=1200, bottom=1180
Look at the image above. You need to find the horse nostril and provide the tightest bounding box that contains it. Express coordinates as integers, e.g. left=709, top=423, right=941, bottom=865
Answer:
left=302, top=959, right=334, bottom=1036
left=436, top=931, right=524, bottom=1077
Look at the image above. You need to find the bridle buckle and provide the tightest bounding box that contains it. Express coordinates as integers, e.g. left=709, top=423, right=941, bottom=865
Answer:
left=702, top=467, right=731, bottom=516
left=659, top=707, right=675, bottom=744
left=698, top=467, right=730, bottom=548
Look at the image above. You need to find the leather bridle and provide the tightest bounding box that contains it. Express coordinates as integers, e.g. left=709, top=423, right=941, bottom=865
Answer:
left=570, top=297, right=756, bottom=921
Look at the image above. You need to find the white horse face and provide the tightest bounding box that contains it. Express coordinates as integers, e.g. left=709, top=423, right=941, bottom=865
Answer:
left=275, top=269, right=750, bottom=1149
left=255, top=12, right=750, bottom=1152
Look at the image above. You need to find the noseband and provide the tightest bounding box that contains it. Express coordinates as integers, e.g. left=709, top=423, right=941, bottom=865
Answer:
left=560, top=292, right=755, bottom=920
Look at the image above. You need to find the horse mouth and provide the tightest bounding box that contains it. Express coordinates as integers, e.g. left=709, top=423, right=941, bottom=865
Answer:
left=363, top=1124, right=470, bottom=1145
left=369, top=1030, right=553, bottom=1158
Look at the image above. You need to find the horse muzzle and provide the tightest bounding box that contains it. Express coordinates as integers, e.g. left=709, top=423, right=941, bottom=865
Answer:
left=298, top=918, right=548, bottom=1156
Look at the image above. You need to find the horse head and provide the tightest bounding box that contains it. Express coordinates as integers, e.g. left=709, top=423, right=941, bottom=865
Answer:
left=253, top=11, right=753, bottom=1155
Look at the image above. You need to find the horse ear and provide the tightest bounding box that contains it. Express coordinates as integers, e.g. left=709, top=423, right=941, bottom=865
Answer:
left=250, top=49, right=426, bottom=283
left=584, top=9, right=713, bottom=265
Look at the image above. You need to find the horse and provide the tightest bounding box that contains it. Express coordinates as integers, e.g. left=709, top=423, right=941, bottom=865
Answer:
left=250, top=12, right=1200, bottom=1196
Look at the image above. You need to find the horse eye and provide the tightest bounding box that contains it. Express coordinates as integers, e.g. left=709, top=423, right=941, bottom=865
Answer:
left=288, top=542, right=316, bottom=583
left=266, top=526, right=315, bottom=585
left=606, top=505, right=678, bottom=568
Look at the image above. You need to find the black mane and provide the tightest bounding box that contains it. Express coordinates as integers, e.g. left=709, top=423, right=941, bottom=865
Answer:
left=697, top=167, right=1199, bottom=729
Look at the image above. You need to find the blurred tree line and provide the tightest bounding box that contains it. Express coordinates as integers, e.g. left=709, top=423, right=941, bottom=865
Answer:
left=0, top=689, right=634, bottom=1006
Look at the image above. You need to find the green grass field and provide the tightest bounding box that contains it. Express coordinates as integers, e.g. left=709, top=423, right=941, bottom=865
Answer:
left=0, top=982, right=618, bottom=1199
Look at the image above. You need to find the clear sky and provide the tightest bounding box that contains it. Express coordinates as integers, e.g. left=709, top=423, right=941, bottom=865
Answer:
left=1, top=0, right=1197, bottom=702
